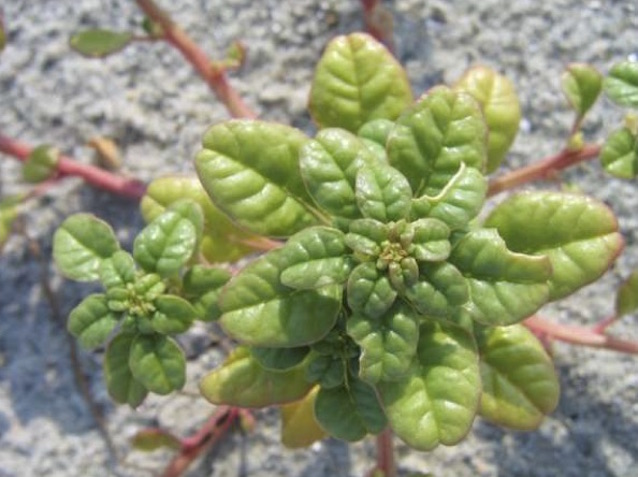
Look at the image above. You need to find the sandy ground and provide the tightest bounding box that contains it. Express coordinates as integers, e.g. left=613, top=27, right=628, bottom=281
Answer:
left=1, top=1, right=638, bottom=476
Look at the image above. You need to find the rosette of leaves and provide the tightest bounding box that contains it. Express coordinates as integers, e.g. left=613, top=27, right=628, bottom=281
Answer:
left=196, top=33, right=623, bottom=451
left=53, top=200, right=231, bottom=407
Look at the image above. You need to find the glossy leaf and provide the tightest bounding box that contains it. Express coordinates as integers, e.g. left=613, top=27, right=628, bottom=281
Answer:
left=347, top=262, right=397, bottom=319
left=141, top=176, right=260, bottom=263
left=151, top=295, right=197, bottom=335
left=600, top=128, right=638, bottom=179
left=68, top=294, right=119, bottom=349
left=485, top=191, right=623, bottom=300
left=455, top=66, right=521, bottom=172
left=53, top=214, right=120, bottom=282
left=356, top=162, right=412, bottom=221
left=314, top=378, right=387, bottom=441
left=279, top=227, right=352, bottom=289
left=346, top=219, right=387, bottom=257
left=129, top=334, right=185, bottom=395
left=449, top=229, right=551, bottom=325
left=405, top=262, right=468, bottom=318
left=306, top=354, right=346, bottom=389
left=131, top=429, right=181, bottom=452
left=377, top=321, right=480, bottom=450
left=134, top=200, right=203, bottom=276
left=604, top=61, right=638, bottom=108
left=387, top=87, right=487, bottom=196
left=104, top=333, right=148, bottom=408
left=347, top=303, right=419, bottom=383
left=200, top=346, right=312, bottom=407
left=70, top=29, right=133, bottom=57
left=477, top=324, right=559, bottom=430
left=408, top=218, right=451, bottom=262
left=219, top=248, right=342, bottom=347
left=358, top=118, right=395, bottom=152
left=561, top=63, right=602, bottom=119
left=281, top=386, right=327, bottom=449
left=99, top=250, right=136, bottom=290
left=182, top=265, right=232, bottom=321
left=22, top=144, right=59, bottom=183
left=616, top=268, right=638, bottom=317
left=411, top=163, right=487, bottom=230
left=252, top=346, right=310, bottom=372
left=300, top=128, right=377, bottom=219
left=309, top=33, right=412, bottom=131
left=196, top=120, right=319, bottom=237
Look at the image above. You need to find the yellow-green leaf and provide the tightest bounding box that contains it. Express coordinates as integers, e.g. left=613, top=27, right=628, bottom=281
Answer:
left=281, top=386, right=326, bottom=448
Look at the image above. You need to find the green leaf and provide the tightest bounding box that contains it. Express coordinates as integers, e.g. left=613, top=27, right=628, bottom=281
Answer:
left=561, top=63, right=602, bottom=119
left=281, top=386, right=327, bottom=449
left=300, top=128, right=377, bottom=219
left=196, top=120, right=320, bottom=237
left=0, top=17, right=6, bottom=53
left=449, top=229, right=551, bottom=325
left=309, top=33, right=413, bottom=131
left=252, top=346, right=310, bottom=372
left=604, top=61, right=638, bottom=108
left=182, top=265, right=232, bottom=321
left=347, top=262, right=397, bottom=319
left=134, top=200, right=203, bottom=276
left=405, top=262, right=468, bottom=318
left=387, top=86, right=487, bottom=196
left=407, top=218, right=451, bottom=262
left=484, top=191, right=623, bottom=300
left=69, top=29, right=133, bottom=57
left=219, top=248, right=342, bottom=347
left=151, top=295, right=197, bottom=335
left=306, top=354, right=346, bottom=389
left=99, top=250, right=136, bottom=290
left=616, top=269, right=638, bottom=317
left=22, top=145, right=59, bottom=183
left=200, top=346, right=312, bottom=407
left=67, top=294, right=119, bottom=349
left=141, top=176, right=261, bottom=263
left=0, top=195, right=21, bottom=251
left=477, top=324, right=559, bottom=430
left=356, top=162, right=412, bottom=221
left=104, top=333, right=148, bottom=408
left=411, top=163, right=487, bottom=230
left=131, top=429, right=181, bottom=452
left=358, top=119, right=395, bottom=152
left=347, top=303, right=419, bottom=384
left=314, top=378, right=387, bottom=441
left=600, top=127, right=638, bottom=179
left=346, top=218, right=387, bottom=257
left=279, top=227, right=352, bottom=289
left=377, top=321, right=480, bottom=451
left=129, top=334, right=186, bottom=395
left=53, top=214, right=120, bottom=281
left=455, top=66, right=521, bottom=172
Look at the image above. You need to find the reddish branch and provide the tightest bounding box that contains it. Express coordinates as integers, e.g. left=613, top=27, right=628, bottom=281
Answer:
left=368, top=427, right=396, bottom=477
left=360, top=0, right=395, bottom=52
left=134, top=0, right=256, bottom=119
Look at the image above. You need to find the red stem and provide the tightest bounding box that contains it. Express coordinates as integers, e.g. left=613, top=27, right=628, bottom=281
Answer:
left=487, top=144, right=601, bottom=197
left=373, top=428, right=396, bottom=477
left=0, top=133, right=146, bottom=199
left=134, top=0, right=256, bottom=119
left=524, top=315, right=638, bottom=354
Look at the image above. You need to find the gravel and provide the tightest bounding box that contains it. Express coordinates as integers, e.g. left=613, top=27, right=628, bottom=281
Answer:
left=1, top=1, right=638, bottom=476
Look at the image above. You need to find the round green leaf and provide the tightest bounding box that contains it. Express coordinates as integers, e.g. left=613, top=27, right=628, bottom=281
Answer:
left=346, top=218, right=387, bottom=257
left=99, top=250, right=136, bottom=290
left=104, top=333, right=148, bottom=408
left=300, top=128, right=377, bottom=219
left=182, top=265, right=232, bottom=321
left=377, top=321, right=480, bottom=451
left=347, top=262, right=397, bottom=319
left=68, top=294, right=119, bottom=349
left=616, top=268, right=638, bottom=317
left=309, top=33, right=413, bottom=131
left=219, top=248, right=342, bottom=347
left=141, top=176, right=261, bottom=263
left=408, top=218, right=451, bottom=262
left=600, top=127, right=638, bottom=179
left=405, top=262, right=468, bottom=318
left=53, top=213, right=120, bottom=282
left=133, top=200, right=203, bottom=276
left=449, top=228, right=551, bottom=325
left=195, top=120, right=320, bottom=237
left=314, top=378, right=387, bottom=441
left=561, top=63, right=602, bottom=119
left=129, top=334, right=186, bottom=395
left=151, top=295, right=197, bottom=335
left=356, top=161, right=412, bottom=221
left=484, top=191, right=624, bottom=300
left=604, top=61, right=638, bottom=108
left=22, top=144, right=59, bottom=183
left=358, top=119, right=395, bottom=152
left=306, top=354, right=346, bottom=389
left=477, top=324, right=559, bottom=430
left=455, top=66, right=521, bottom=172
left=387, top=86, right=487, bottom=196
left=70, top=29, right=133, bottom=58
left=346, top=303, right=419, bottom=384
left=131, top=429, right=181, bottom=452
left=252, top=346, right=310, bottom=372
left=279, top=226, right=352, bottom=289
left=200, top=346, right=312, bottom=407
